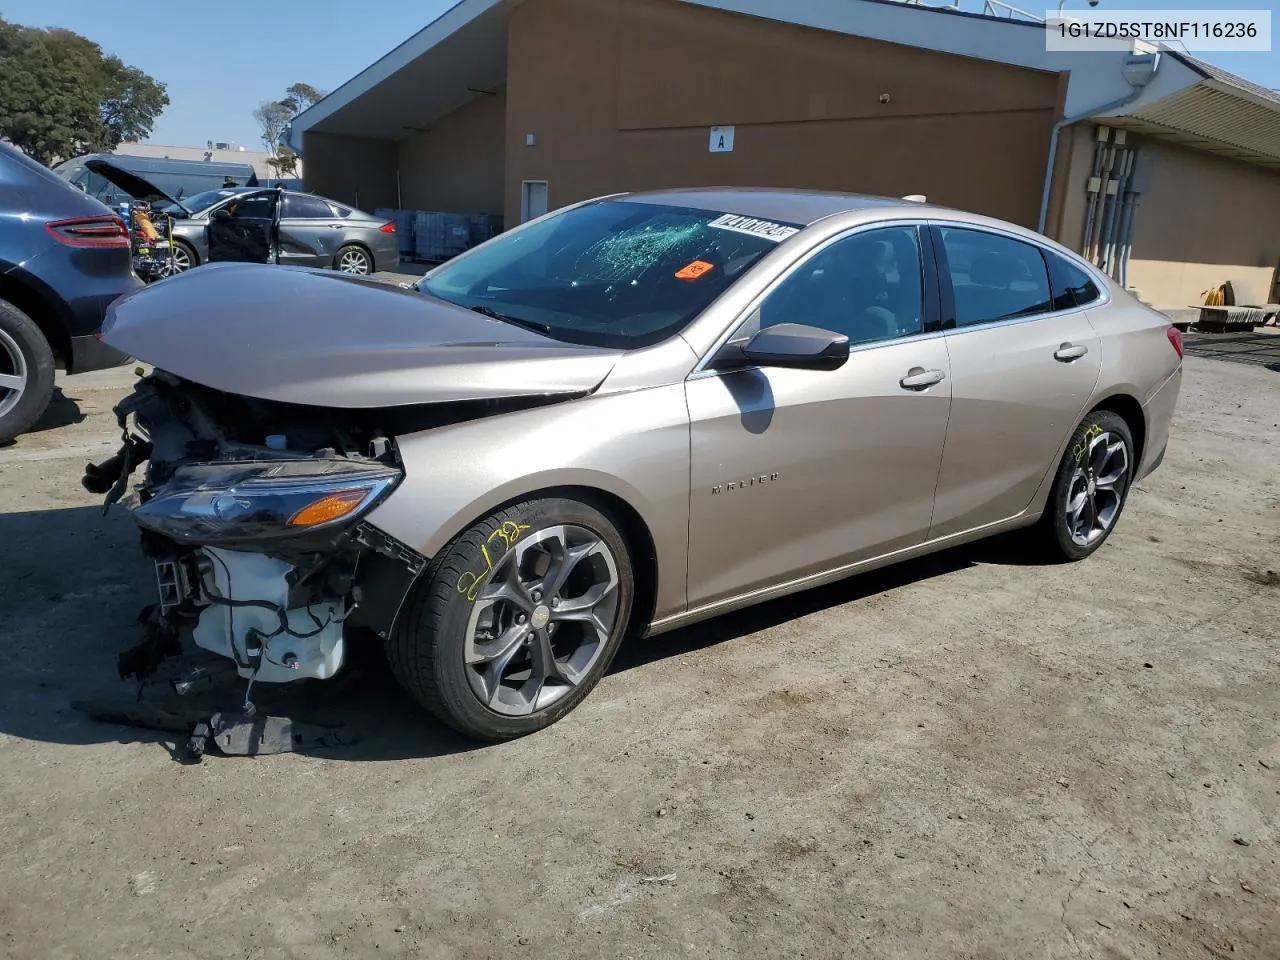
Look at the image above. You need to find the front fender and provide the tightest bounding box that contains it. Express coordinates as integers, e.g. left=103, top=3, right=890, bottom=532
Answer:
left=365, top=383, right=692, bottom=622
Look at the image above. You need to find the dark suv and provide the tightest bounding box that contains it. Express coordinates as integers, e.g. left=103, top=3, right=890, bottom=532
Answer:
left=0, top=143, right=141, bottom=442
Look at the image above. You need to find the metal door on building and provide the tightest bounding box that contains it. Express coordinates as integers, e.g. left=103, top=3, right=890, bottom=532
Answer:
left=521, top=181, right=548, bottom=223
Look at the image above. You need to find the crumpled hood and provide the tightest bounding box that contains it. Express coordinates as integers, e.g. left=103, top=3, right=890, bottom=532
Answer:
left=99, top=263, right=624, bottom=408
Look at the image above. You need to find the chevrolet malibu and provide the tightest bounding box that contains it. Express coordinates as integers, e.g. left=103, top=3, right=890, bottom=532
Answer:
left=87, top=188, right=1183, bottom=741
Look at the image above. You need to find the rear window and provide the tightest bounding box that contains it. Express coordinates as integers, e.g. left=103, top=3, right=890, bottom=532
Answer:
left=418, top=200, right=798, bottom=349
left=1045, top=250, right=1102, bottom=310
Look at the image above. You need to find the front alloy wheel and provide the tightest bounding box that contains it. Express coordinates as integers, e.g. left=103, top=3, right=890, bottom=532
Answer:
left=464, top=524, right=621, bottom=716
left=164, top=241, right=194, bottom=275
left=388, top=499, right=634, bottom=741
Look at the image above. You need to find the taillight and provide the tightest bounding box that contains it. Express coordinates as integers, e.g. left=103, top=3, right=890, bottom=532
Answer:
left=1167, top=325, right=1184, bottom=359
left=46, top=216, right=130, bottom=248
left=379, top=222, right=396, bottom=234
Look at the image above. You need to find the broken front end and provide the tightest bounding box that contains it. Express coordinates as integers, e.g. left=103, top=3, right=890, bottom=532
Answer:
left=86, top=371, right=427, bottom=687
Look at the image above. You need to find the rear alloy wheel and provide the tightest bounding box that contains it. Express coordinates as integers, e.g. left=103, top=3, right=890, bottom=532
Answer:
left=336, top=245, right=372, bottom=275
left=0, top=299, right=56, bottom=444
left=388, top=498, right=634, bottom=741
left=1039, top=410, right=1135, bottom=561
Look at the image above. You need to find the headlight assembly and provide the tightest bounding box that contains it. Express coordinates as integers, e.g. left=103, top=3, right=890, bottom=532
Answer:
left=133, top=459, right=402, bottom=544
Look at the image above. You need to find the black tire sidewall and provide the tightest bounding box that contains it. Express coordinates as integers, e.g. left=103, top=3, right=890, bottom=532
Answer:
left=1046, top=410, right=1135, bottom=561
left=0, top=300, right=56, bottom=444
left=394, top=497, right=634, bottom=741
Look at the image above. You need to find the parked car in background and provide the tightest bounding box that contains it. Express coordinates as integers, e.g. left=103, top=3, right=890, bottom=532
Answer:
left=84, top=159, right=398, bottom=276
left=86, top=188, right=1182, bottom=742
left=0, top=143, right=139, bottom=443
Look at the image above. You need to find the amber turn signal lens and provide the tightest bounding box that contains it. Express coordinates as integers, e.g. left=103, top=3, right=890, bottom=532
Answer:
left=287, top=489, right=369, bottom=527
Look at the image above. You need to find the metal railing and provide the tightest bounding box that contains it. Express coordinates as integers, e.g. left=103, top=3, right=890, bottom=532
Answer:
left=981, top=0, right=1044, bottom=21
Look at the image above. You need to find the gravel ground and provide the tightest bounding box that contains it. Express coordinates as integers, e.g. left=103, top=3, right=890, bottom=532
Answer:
left=0, top=354, right=1277, bottom=960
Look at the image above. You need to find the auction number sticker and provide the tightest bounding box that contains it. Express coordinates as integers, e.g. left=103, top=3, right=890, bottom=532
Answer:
left=707, top=213, right=801, bottom=243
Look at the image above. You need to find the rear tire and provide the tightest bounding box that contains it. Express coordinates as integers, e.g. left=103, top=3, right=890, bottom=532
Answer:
left=335, top=244, right=372, bottom=275
left=1037, top=410, right=1135, bottom=561
left=387, top=497, right=634, bottom=741
left=0, top=299, right=56, bottom=444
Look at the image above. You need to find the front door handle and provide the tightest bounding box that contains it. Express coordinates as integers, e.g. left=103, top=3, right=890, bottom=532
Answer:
left=900, top=367, right=946, bottom=391
left=1054, top=343, right=1089, bottom=362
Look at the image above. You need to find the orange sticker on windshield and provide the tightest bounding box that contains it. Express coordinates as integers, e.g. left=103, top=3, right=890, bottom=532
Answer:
left=675, top=260, right=715, bottom=280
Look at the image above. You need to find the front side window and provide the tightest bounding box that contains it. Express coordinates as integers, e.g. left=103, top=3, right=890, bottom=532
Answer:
left=418, top=200, right=796, bottom=348
left=756, top=226, right=925, bottom=346
left=940, top=228, right=1052, bottom=327
left=221, top=193, right=275, bottom=220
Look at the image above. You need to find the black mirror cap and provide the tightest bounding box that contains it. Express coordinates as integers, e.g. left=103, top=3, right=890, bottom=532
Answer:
left=727, top=322, right=850, bottom=372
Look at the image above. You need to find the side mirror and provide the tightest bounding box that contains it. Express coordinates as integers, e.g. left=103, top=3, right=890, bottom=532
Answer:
left=715, top=323, right=850, bottom=372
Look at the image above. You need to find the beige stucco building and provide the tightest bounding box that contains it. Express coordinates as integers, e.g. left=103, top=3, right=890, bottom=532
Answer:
left=288, top=0, right=1280, bottom=313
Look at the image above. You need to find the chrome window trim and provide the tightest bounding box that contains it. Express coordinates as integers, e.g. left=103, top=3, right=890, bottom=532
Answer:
left=926, top=219, right=1111, bottom=336
left=689, top=219, right=935, bottom=378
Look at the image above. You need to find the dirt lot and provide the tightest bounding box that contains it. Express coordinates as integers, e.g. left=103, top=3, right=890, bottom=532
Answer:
left=1, top=353, right=1277, bottom=960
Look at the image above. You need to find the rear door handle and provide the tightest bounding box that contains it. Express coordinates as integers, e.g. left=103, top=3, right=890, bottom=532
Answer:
left=1054, top=343, right=1089, bottom=362
left=900, top=367, right=946, bottom=390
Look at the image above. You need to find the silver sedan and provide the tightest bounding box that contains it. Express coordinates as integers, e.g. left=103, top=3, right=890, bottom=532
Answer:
left=89, top=188, right=1183, bottom=742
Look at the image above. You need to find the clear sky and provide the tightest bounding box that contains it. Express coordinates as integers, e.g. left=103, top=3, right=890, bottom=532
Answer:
left=3, top=0, right=1276, bottom=150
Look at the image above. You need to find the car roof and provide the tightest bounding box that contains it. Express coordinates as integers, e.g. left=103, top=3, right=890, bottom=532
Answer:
left=615, top=187, right=948, bottom=226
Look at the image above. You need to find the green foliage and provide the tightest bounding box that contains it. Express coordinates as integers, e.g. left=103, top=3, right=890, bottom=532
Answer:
left=281, top=82, right=324, bottom=117
left=0, top=15, right=168, bottom=165
left=265, top=145, right=299, bottom=179
left=255, top=82, right=326, bottom=161
left=252, top=100, right=293, bottom=155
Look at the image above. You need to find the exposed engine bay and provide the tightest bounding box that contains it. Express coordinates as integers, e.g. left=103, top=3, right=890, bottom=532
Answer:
left=84, top=370, right=435, bottom=696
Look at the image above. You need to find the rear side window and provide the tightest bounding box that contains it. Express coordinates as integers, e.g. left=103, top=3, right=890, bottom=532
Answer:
left=1045, top=250, right=1102, bottom=310
left=939, top=228, right=1052, bottom=327
left=282, top=194, right=336, bottom=219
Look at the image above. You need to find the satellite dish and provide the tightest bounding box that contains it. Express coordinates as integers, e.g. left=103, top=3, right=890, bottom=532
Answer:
left=902, top=194, right=927, bottom=203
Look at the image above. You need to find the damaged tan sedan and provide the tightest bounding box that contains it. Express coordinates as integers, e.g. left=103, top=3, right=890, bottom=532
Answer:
left=87, top=188, right=1183, bottom=741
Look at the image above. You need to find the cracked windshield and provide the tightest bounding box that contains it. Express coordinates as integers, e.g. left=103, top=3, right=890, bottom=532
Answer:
left=418, top=200, right=796, bottom=347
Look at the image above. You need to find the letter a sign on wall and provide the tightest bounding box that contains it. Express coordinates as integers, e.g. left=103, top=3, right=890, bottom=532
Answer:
left=709, top=126, right=735, bottom=153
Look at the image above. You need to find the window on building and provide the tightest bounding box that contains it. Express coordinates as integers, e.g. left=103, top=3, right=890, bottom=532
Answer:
left=939, top=228, right=1053, bottom=327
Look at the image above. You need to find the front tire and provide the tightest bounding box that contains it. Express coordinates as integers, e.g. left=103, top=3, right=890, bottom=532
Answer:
left=166, top=239, right=197, bottom=275
left=0, top=300, right=56, bottom=444
left=387, top=497, right=634, bottom=741
left=1038, top=410, right=1135, bottom=561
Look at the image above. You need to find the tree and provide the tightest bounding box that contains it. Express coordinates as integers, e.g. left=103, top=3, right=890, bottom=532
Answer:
left=281, top=82, right=325, bottom=117
left=0, top=16, right=168, bottom=165
left=254, top=83, right=324, bottom=176
left=265, top=145, right=299, bottom=179
left=252, top=100, right=292, bottom=156
left=99, top=59, right=168, bottom=146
